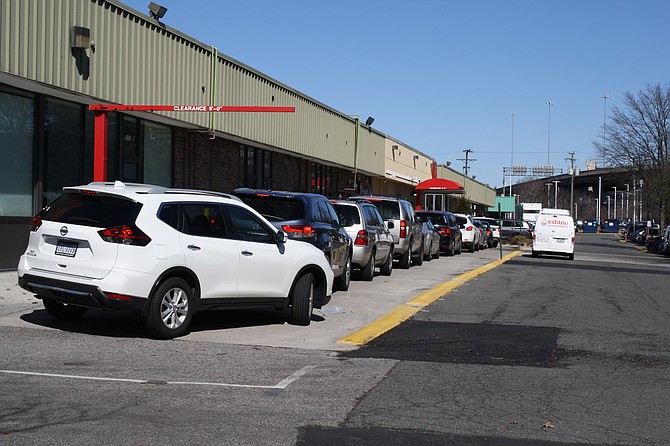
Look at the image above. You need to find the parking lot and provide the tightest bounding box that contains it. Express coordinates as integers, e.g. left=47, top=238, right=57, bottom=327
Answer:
left=0, top=245, right=519, bottom=350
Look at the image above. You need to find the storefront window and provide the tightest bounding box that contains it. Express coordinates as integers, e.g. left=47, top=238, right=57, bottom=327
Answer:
left=0, top=91, right=34, bottom=216
left=44, top=98, right=83, bottom=205
left=143, top=121, right=172, bottom=186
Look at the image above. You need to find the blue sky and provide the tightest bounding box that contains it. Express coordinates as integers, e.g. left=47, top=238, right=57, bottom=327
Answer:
left=122, top=0, right=670, bottom=188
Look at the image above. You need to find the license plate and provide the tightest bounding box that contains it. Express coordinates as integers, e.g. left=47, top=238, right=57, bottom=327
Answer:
left=555, top=238, right=565, bottom=244
left=55, top=241, right=78, bottom=257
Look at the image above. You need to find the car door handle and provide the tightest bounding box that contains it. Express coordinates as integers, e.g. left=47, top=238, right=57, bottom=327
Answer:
left=187, top=244, right=201, bottom=251
left=241, top=250, right=253, bottom=257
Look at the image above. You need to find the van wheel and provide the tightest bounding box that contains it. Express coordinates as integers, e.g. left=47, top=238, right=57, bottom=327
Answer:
left=361, top=251, right=375, bottom=281
left=532, top=251, right=539, bottom=258
left=43, top=299, right=88, bottom=320
left=145, top=277, right=194, bottom=339
left=289, top=272, right=314, bottom=326
left=468, top=243, right=475, bottom=253
left=568, top=253, right=574, bottom=260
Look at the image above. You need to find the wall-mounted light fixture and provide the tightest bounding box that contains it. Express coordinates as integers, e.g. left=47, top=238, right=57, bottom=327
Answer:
left=365, top=116, right=375, bottom=126
left=413, top=155, right=419, bottom=160
left=148, top=2, right=168, bottom=20
left=71, top=26, right=91, bottom=49
left=446, top=161, right=451, bottom=166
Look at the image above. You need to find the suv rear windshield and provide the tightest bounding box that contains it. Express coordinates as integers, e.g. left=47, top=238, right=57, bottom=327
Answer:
left=236, top=196, right=304, bottom=222
left=333, top=204, right=360, bottom=227
left=41, top=193, right=142, bottom=228
left=370, top=201, right=400, bottom=220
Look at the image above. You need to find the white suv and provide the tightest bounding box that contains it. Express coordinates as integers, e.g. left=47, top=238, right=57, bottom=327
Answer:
left=17, top=181, right=333, bottom=339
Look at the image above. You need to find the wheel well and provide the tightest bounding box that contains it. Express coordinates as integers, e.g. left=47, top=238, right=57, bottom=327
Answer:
left=290, top=266, right=327, bottom=309
left=143, top=267, right=201, bottom=317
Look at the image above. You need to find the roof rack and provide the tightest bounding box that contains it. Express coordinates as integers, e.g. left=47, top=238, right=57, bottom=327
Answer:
left=162, top=189, right=241, bottom=201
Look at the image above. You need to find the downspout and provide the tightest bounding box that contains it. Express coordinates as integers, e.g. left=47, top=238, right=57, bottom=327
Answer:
left=209, top=46, right=218, bottom=139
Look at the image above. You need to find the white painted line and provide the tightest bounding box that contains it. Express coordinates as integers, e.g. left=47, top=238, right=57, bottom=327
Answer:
left=0, top=366, right=316, bottom=390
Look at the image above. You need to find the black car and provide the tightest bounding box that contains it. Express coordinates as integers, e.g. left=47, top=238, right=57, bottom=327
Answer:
left=233, top=188, right=352, bottom=291
left=415, top=210, right=463, bottom=256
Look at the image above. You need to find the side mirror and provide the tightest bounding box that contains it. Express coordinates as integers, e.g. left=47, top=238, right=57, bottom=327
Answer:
left=276, top=230, right=287, bottom=244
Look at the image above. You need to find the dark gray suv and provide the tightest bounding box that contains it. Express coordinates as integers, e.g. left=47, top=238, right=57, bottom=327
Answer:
left=348, top=195, right=423, bottom=269
left=233, top=188, right=353, bottom=291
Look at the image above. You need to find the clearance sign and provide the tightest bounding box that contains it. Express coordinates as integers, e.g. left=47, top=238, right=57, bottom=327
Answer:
left=88, top=104, right=295, bottom=181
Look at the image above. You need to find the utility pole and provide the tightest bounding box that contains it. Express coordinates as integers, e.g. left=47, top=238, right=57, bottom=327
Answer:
left=566, top=151, right=576, bottom=218
left=457, top=148, right=476, bottom=184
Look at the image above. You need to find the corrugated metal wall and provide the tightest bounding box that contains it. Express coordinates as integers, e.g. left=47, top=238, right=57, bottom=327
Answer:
left=0, top=0, right=385, bottom=175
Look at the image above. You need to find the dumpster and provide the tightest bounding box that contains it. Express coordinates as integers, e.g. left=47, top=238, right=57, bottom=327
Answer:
left=603, top=219, right=620, bottom=233
left=583, top=220, right=599, bottom=233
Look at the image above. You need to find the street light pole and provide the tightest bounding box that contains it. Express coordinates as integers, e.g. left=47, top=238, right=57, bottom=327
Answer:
left=546, top=101, right=555, bottom=166
left=553, top=180, right=560, bottom=208
left=612, top=186, right=617, bottom=220
left=602, top=94, right=609, bottom=150
left=510, top=112, right=516, bottom=197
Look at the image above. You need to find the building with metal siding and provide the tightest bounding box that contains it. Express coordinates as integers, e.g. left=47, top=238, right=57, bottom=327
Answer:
left=0, top=0, right=494, bottom=269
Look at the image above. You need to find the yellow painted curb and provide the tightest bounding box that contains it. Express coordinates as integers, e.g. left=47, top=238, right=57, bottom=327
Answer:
left=337, top=250, right=524, bottom=346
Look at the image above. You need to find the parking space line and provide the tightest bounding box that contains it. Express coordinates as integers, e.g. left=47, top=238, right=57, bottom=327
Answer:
left=337, top=251, right=523, bottom=346
left=0, top=365, right=316, bottom=389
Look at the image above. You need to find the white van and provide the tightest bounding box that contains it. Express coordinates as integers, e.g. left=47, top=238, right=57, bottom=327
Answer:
left=531, top=210, right=575, bottom=260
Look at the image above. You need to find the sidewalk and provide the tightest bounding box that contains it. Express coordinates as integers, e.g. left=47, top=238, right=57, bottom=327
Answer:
left=0, top=270, right=41, bottom=317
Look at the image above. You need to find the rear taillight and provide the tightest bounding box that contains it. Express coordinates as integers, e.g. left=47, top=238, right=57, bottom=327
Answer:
left=30, top=215, right=42, bottom=232
left=466, top=225, right=473, bottom=231
left=281, top=225, right=315, bottom=238
left=399, top=220, right=407, bottom=238
left=98, top=225, right=151, bottom=246
left=354, top=230, right=370, bottom=246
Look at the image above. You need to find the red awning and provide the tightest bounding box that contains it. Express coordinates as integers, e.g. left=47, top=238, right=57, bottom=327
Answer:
left=415, top=178, right=465, bottom=194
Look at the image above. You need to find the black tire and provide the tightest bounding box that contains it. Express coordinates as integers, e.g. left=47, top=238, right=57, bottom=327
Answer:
left=468, top=242, right=475, bottom=253
left=145, top=277, right=194, bottom=339
left=334, top=253, right=351, bottom=291
left=42, top=299, right=88, bottom=320
left=413, top=241, right=424, bottom=266
left=423, top=243, right=432, bottom=261
left=531, top=251, right=539, bottom=258
left=432, top=246, right=440, bottom=259
left=398, top=246, right=411, bottom=269
left=457, top=240, right=463, bottom=254
left=289, top=272, right=314, bottom=326
left=361, top=250, right=375, bottom=281
left=380, top=249, right=393, bottom=276
left=568, top=253, right=574, bottom=260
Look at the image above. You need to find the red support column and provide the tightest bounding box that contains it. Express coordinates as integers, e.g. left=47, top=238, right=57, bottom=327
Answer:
left=93, top=111, right=108, bottom=182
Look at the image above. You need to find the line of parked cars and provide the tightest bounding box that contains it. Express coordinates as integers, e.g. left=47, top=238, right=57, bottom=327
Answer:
left=16, top=183, right=500, bottom=340
left=621, top=220, right=670, bottom=255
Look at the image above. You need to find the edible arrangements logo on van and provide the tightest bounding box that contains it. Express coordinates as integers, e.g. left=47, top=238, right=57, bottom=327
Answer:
left=538, top=216, right=570, bottom=227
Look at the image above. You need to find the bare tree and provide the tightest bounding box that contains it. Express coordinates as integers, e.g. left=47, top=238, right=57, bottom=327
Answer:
left=594, top=83, right=670, bottom=226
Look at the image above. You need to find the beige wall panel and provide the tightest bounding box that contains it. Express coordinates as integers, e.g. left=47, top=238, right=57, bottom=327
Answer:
left=1, top=0, right=385, bottom=175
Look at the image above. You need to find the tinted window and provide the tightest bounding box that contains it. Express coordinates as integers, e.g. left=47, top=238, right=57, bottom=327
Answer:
left=226, top=205, right=275, bottom=244
left=363, top=206, right=381, bottom=226
left=42, top=193, right=141, bottom=228
left=374, top=201, right=400, bottom=220
left=158, top=204, right=179, bottom=229
left=334, top=204, right=360, bottom=227
left=181, top=204, right=226, bottom=238
left=455, top=216, right=468, bottom=227
left=237, top=196, right=304, bottom=222
left=316, top=201, right=338, bottom=225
